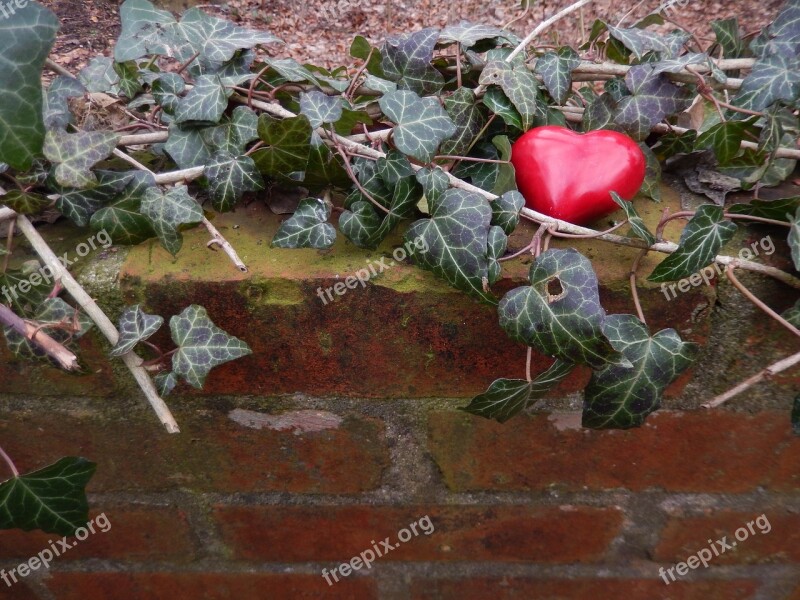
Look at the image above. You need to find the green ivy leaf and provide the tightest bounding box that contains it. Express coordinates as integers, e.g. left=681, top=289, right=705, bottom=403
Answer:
left=616, top=65, right=693, bottom=140
left=491, top=190, right=524, bottom=235
left=415, top=166, right=450, bottom=212
left=479, top=61, right=544, bottom=130
left=378, top=150, right=415, bottom=184
left=272, top=197, right=336, bottom=249
left=170, top=304, right=251, bottom=388
left=789, top=206, right=800, bottom=271
left=0, top=1, right=58, bottom=170
left=460, top=360, right=575, bottom=423
left=648, top=205, right=737, bottom=282
left=440, top=88, right=487, bottom=156
left=0, top=191, right=49, bottom=215
left=498, top=248, right=626, bottom=369
left=4, top=298, right=93, bottom=362
left=44, top=76, right=86, bottom=130
left=582, top=93, right=619, bottom=131
left=251, top=114, right=313, bottom=177
left=78, top=57, right=120, bottom=95
left=0, top=457, right=96, bottom=536
left=140, top=185, right=204, bottom=256
left=638, top=142, right=661, bottom=202
left=439, top=21, right=517, bottom=48
left=381, top=28, right=445, bottom=95
left=299, top=91, right=344, bottom=129
left=606, top=24, right=689, bottom=59
left=487, top=225, right=507, bottom=285
left=111, top=304, right=164, bottom=357
left=405, top=188, right=495, bottom=303
left=155, top=371, right=178, bottom=396
left=115, top=0, right=177, bottom=62
left=784, top=299, right=800, bottom=327
left=350, top=35, right=385, bottom=76
left=378, top=90, right=457, bottom=163
left=648, top=53, right=708, bottom=76
left=711, top=18, right=744, bottom=58
left=728, top=197, right=799, bottom=221
left=582, top=315, right=698, bottom=429
left=174, top=75, right=229, bottom=124
left=696, top=119, right=757, bottom=164
left=302, top=135, right=351, bottom=191
left=204, top=151, right=263, bottom=212
left=0, top=269, right=52, bottom=318
left=114, top=61, right=143, bottom=98
left=534, top=47, right=581, bottom=105
left=165, top=124, right=215, bottom=169
left=152, top=73, right=186, bottom=115
left=652, top=130, right=697, bottom=160
left=43, top=130, right=119, bottom=189
left=732, top=54, right=800, bottom=113
left=54, top=170, right=132, bottom=227
left=611, top=192, right=655, bottom=246
left=483, top=87, right=523, bottom=131
left=89, top=173, right=157, bottom=245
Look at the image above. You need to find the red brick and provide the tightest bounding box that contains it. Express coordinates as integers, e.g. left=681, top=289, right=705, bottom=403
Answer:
left=654, top=511, right=800, bottom=564
left=118, top=200, right=709, bottom=398
left=788, top=584, right=800, bottom=600
left=0, top=409, right=387, bottom=493
left=213, top=505, right=622, bottom=563
left=46, top=572, right=376, bottom=600
left=410, top=578, right=758, bottom=600
left=0, top=507, right=195, bottom=562
left=0, top=581, right=38, bottom=600
left=427, top=410, right=799, bottom=492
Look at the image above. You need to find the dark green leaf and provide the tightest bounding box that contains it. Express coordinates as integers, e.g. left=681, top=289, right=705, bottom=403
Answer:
left=582, top=93, right=619, bottom=131
left=648, top=204, right=737, bottom=282
left=439, top=21, right=517, bottom=47
left=480, top=61, right=544, bottom=130
left=534, top=47, right=581, bottom=105
left=440, top=88, right=487, bottom=156
left=498, top=248, right=626, bottom=368
left=0, top=457, right=96, bottom=536
left=653, top=130, right=697, bottom=159
left=251, top=115, right=313, bottom=176
left=0, top=191, right=49, bottom=215
left=170, top=304, right=251, bottom=388
left=783, top=299, right=800, bottom=327
left=78, top=57, right=120, bottom=94
left=732, top=54, right=800, bottom=113
left=582, top=315, right=698, bottom=429
left=793, top=394, right=800, bottom=436
left=606, top=24, right=689, bottom=59
left=174, top=75, right=228, bottom=124
left=696, top=119, right=757, bottom=164
left=0, top=2, right=58, bottom=170
left=491, top=190, right=524, bottom=235
left=299, top=91, right=343, bottom=129
left=272, top=197, right=336, bottom=249
left=115, top=0, right=177, bottom=62
left=43, top=76, right=86, bottom=130
left=482, top=86, right=523, bottom=130
left=111, top=304, right=164, bottom=357
left=728, top=197, right=799, bottom=221
left=378, top=90, right=457, bottom=163
left=204, top=151, right=263, bottom=212
left=4, top=298, right=93, bottom=361
left=711, top=18, right=744, bottom=58
left=461, top=360, right=575, bottom=423
left=381, top=28, right=445, bottom=95
left=415, top=166, right=450, bottom=212
left=155, top=371, right=178, bottom=396
left=140, top=185, right=204, bottom=255
left=616, top=65, right=693, bottom=140
left=89, top=172, right=156, bottom=245
left=487, top=225, right=507, bottom=285
left=611, top=192, right=655, bottom=246
left=638, top=142, right=662, bottom=202
left=43, top=130, right=119, bottom=189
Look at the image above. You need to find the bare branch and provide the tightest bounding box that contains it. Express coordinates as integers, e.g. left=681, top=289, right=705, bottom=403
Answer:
left=702, top=351, right=800, bottom=408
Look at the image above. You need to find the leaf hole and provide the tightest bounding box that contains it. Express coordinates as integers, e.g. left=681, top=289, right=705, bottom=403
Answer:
left=546, top=277, right=566, bottom=303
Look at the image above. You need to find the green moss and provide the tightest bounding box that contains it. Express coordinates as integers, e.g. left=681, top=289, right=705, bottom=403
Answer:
left=240, top=277, right=304, bottom=306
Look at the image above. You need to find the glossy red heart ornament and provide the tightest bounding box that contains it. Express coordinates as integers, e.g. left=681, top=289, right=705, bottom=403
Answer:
left=511, top=126, right=646, bottom=225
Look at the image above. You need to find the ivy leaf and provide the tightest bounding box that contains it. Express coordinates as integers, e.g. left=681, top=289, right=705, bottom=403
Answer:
left=204, top=151, right=263, bottom=212
left=793, top=394, right=800, bottom=436
left=440, top=88, right=487, bottom=156
left=405, top=188, right=495, bottom=303
left=140, top=185, right=204, bottom=256
left=479, top=61, right=544, bottom=130
left=638, top=142, right=662, bottom=202
left=498, top=248, right=626, bottom=369
left=583, top=315, right=698, bottom=429
left=152, top=73, right=186, bottom=116
left=648, top=205, right=737, bottom=282
left=439, top=21, right=517, bottom=47
left=302, top=134, right=351, bottom=191
left=272, top=197, right=336, bottom=249
left=754, top=0, right=800, bottom=59
left=648, top=53, right=708, bottom=76
left=115, top=0, right=177, bottom=62
left=165, top=124, right=215, bottom=169
left=0, top=457, right=96, bottom=537
left=174, top=75, right=229, bottom=124
left=110, top=304, right=164, bottom=357
left=487, top=225, right=507, bottom=285
left=339, top=201, right=383, bottom=248
left=582, top=93, right=619, bottom=131
left=0, top=1, right=58, bottom=170
left=170, top=304, right=251, bottom=388
left=0, top=191, right=49, bottom=215
left=78, top=57, right=120, bottom=95
left=0, top=269, right=50, bottom=318
left=606, top=24, right=689, bottom=59
left=89, top=173, right=157, bottom=245
left=350, top=35, right=385, bottom=76
left=483, top=87, right=524, bottom=131
left=732, top=54, right=800, bottom=113
left=728, top=197, right=799, bottom=221
left=4, top=298, right=93, bottom=361
left=54, top=170, right=132, bottom=227
left=44, top=75, right=86, bottom=130
left=43, top=130, right=119, bottom=189
left=378, top=149, right=415, bottom=184
left=491, top=190, right=524, bottom=235
left=784, top=299, right=800, bottom=328
left=378, top=90, right=457, bottom=163
left=653, top=130, right=697, bottom=160
left=789, top=206, right=800, bottom=271
left=460, top=360, right=575, bottom=423
left=611, top=192, right=655, bottom=246
left=534, top=47, right=581, bottom=105
left=155, top=371, right=178, bottom=397
left=696, top=119, right=757, bottom=164
left=114, top=61, right=143, bottom=98
left=415, top=166, right=450, bottom=211
left=381, top=28, right=445, bottom=95
left=616, top=65, right=693, bottom=140
left=711, top=18, right=744, bottom=58
left=299, top=91, right=343, bottom=129
left=251, top=115, right=313, bottom=177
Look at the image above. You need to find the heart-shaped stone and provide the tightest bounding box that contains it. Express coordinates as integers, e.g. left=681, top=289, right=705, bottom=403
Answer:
left=511, top=126, right=646, bottom=225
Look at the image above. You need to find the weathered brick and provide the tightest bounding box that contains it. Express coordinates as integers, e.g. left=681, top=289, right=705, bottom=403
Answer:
left=117, top=194, right=709, bottom=398
left=213, top=505, right=622, bottom=563
left=0, top=581, right=38, bottom=600
left=0, top=408, right=387, bottom=493
left=427, top=410, right=798, bottom=492
left=654, top=511, right=800, bottom=564
left=0, top=507, right=195, bottom=562
left=788, top=584, right=800, bottom=600
left=46, top=572, right=376, bottom=600
left=409, top=578, right=758, bottom=600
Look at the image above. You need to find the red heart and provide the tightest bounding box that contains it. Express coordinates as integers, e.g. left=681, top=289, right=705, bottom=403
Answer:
left=511, top=126, right=646, bottom=225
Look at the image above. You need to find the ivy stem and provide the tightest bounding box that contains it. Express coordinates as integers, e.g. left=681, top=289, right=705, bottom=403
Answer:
left=546, top=219, right=628, bottom=238
left=629, top=248, right=649, bottom=325
left=525, top=347, right=533, bottom=383
left=175, top=51, right=201, bottom=75
left=2, top=219, right=13, bottom=273
left=0, top=445, right=19, bottom=478
left=509, top=0, right=594, bottom=63
left=333, top=146, right=391, bottom=214
left=435, top=155, right=510, bottom=164
left=702, top=350, right=800, bottom=408
left=725, top=264, right=800, bottom=339
left=345, top=48, right=374, bottom=102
